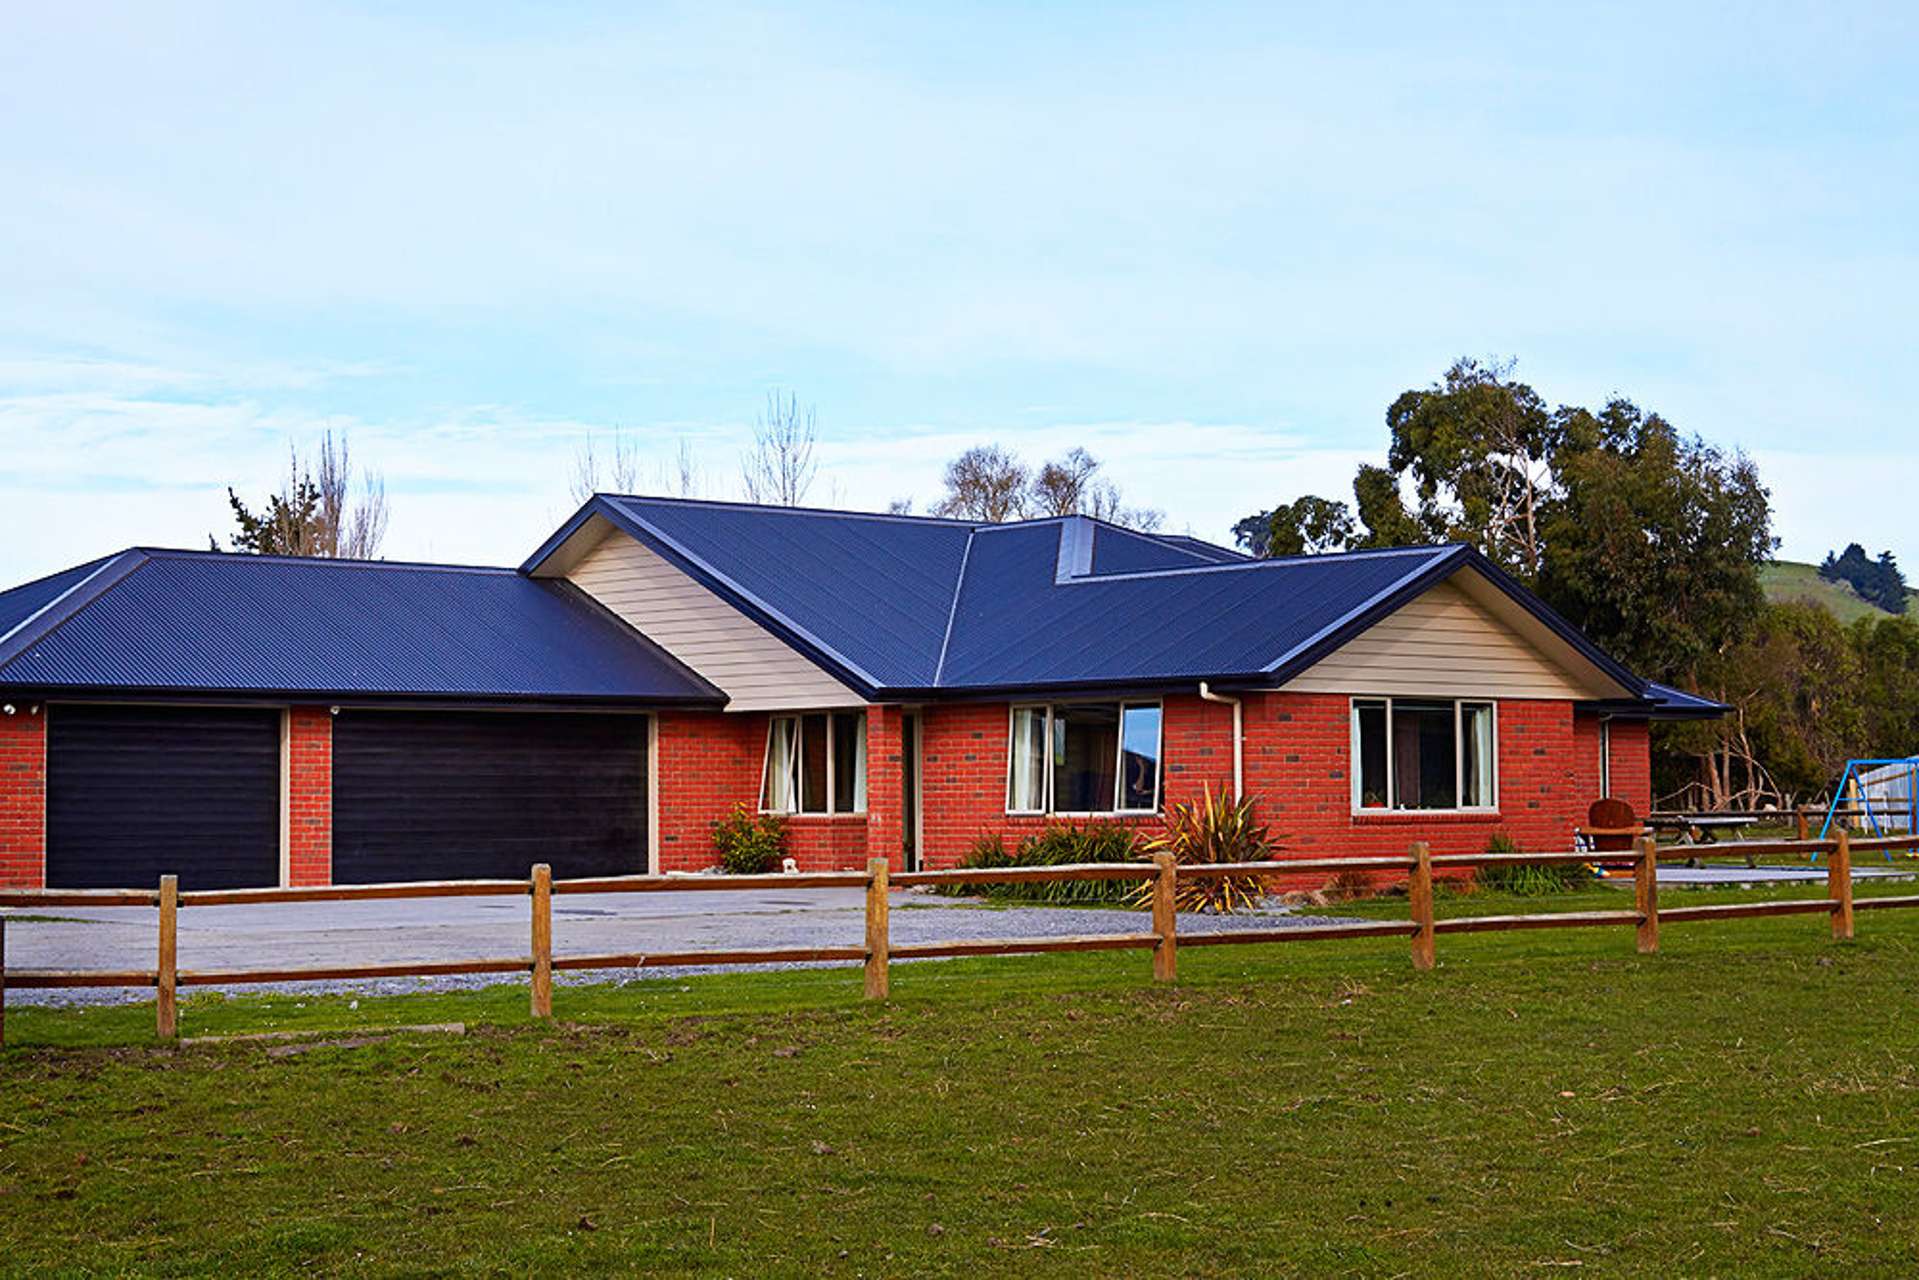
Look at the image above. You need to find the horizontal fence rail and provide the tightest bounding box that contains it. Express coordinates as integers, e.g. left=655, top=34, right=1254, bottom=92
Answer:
left=0, top=828, right=1915, bottom=1044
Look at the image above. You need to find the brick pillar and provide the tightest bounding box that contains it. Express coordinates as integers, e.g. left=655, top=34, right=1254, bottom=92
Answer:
left=865, top=705, right=904, bottom=871
left=286, top=706, right=333, bottom=886
left=0, top=704, right=47, bottom=889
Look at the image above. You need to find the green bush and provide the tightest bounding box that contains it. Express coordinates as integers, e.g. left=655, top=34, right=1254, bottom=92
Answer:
left=936, top=823, right=1143, bottom=905
left=1471, top=831, right=1592, bottom=896
left=710, top=803, right=786, bottom=875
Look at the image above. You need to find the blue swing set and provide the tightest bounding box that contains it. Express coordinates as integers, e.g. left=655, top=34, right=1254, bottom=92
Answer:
left=1816, top=757, right=1919, bottom=861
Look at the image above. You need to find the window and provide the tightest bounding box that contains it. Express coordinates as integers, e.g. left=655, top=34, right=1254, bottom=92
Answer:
left=1351, top=697, right=1496, bottom=812
left=761, top=712, right=866, bottom=814
left=1598, top=719, right=1613, bottom=798
left=1006, top=701, right=1161, bottom=814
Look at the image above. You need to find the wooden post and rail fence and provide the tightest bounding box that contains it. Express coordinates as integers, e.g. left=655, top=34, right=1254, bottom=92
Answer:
left=0, top=830, right=1910, bottom=1046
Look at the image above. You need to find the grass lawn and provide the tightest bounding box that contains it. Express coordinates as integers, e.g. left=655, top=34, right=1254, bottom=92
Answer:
left=5, top=883, right=1919, bottom=1276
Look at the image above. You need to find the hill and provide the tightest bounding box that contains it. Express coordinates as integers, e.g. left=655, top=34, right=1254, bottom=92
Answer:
left=1762, top=560, right=1919, bottom=624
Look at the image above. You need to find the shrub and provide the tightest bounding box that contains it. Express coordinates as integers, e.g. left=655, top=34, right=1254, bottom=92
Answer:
left=1137, top=787, right=1279, bottom=914
left=937, top=823, right=1143, bottom=905
left=1471, top=831, right=1592, bottom=896
left=710, top=803, right=786, bottom=875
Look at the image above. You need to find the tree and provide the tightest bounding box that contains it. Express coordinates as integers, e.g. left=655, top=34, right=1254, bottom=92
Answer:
left=740, top=390, right=819, bottom=506
left=1818, top=543, right=1908, bottom=614
left=218, top=432, right=388, bottom=559
left=1027, top=447, right=1162, bottom=530
left=1349, top=465, right=1428, bottom=549
left=569, top=430, right=641, bottom=503
left=1264, top=496, right=1356, bottom=557
left=931, top=445, right=1029, bottom=522
left=1381, top=357, right=1562, bottom=577
left=1536, top=400, right=1774, bottom=688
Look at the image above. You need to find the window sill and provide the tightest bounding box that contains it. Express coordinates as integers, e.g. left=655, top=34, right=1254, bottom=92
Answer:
left=1004, top=811, right=1160, bottom=820
left=1352, top=809, right=1501, bottom=823
left=761, top=812, right=868, bottom=822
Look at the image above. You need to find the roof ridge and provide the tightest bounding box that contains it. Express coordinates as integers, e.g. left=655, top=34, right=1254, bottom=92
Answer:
left=605, top=493, right=981, bottom=528
left=137, top=547, right=519, bottom=575
left=932, top=528, right=976, bottom=686
left=1055, top=542, right=1455, bottom=585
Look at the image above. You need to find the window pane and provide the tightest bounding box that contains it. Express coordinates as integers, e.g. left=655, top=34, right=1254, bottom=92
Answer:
left=1392, top=701, right=1458, bottom=810
left=763, top=717, right=797, bottom=812
left=1355, top=701, right=1389, bottom=808
left=799, top=713, right=829, bottom=814
left=1054, top=703, right=1119, bottom=812
left=1597, top=719, right=1611, bottom=798
left=1119, top=704, right=1161, bottom=810
left=1463, top=702, right=1495, bottom=808
left=1008, top=708, right=1047, bottom=811
left=833, top=712, right=866, bottom=813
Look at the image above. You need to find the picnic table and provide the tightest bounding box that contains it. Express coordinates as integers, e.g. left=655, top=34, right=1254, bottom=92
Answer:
left=1650, top=814, right=1759, bottom=866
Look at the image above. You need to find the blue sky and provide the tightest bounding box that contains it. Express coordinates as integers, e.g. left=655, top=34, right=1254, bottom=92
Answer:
left=2, top=2, right=1914, bottom=584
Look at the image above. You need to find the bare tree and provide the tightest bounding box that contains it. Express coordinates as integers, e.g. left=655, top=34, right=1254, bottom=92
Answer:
left=570, top=430, right=642, bottom=503
left=741, top=390, right=819, bottom=506
left=1027, top=447, right=1164, bottom=531
left=217, top=431, right=389, bottom=559
left=932, top=445, right=1030, bottom=522
left=886, top=496, right=915, bottom=515
left=1028, top=447, right=1101, bottom=517
left=314, top=432, right=389, bottom=558
left=656, top=437, right=702, bottom=498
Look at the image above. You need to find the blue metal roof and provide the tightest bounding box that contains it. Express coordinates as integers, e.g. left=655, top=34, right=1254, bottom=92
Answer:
left=0, top=554, right=121, bottom=647
left=0, top=549, right=720, bottom=705
left=1641, top=681, right=1732, bottom=720
left=525, top=496, right=1662, bottom=705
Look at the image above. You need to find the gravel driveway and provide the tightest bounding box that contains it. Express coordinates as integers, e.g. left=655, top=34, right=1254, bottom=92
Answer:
left=2, top=888, right=1344, bottom=1007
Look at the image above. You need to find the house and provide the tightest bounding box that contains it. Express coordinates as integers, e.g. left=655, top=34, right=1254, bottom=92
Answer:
left=0, top=496, right=1724, bottom=890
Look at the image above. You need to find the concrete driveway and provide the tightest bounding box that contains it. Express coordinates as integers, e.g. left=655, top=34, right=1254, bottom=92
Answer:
left=2, top=888, right=1335, bottom=1006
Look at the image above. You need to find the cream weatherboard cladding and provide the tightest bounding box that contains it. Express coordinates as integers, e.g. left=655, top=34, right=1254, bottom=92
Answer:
left=1281, top=579, right=1598, bottom=700
left=567, top=530, right=860, bottom=712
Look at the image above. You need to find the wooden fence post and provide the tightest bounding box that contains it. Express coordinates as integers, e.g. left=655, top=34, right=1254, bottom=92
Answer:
left=1409, top=843, right=1435, bottom=971
left=1794, top=806, right=1811, bottom=842
left=530, top=864, right=553, bottom=1020
left=1634, top=835, right=1659, bottom=955
left=157, top=875, right=178, bottom=1041
left=864, top=856, right=890, bottom=1001
left=1830, top=828, right=1854, bottom=941
left=1151, top=852, right=1178, bottom=983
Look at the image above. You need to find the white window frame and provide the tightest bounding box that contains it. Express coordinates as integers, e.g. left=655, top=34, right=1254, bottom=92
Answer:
left=1004, top=701, right=1163, bottom=817
left=760, top=711, right=867, bottom=816
left=1598, top=718, right=1613, bottom=798
left=1349, top=696, right=1499, bottom=814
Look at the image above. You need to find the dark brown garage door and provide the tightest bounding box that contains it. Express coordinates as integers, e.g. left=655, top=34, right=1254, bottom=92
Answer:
left=46, top=704, right=282, bottom=890
left=331, top=710, right=649, bottom=884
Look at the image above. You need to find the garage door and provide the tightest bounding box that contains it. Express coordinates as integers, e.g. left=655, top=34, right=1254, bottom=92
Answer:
left=46, top=704, right=282, bottom=890
left=332, top=710, right=649, bottom=883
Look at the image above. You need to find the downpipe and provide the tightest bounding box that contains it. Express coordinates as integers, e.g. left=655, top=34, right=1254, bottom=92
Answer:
left=1197, top=681, right=1243, bottom=799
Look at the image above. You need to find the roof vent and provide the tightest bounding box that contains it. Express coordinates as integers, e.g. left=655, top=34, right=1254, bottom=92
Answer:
left=1054, top=516, right=1097, bottom=582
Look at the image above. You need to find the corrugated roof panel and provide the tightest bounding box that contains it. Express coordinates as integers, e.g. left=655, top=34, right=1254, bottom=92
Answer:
left=0, top=554, right=119, bottom=643
left=0, top=551, right=718, bottom=702
left=605, top=497, right=975, bottom=689
left=937, top=526, right=1454, bottom=688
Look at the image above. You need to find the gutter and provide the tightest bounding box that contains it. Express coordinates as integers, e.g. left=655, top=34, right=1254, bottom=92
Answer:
left=1198, top=681, right=1243, bottom=799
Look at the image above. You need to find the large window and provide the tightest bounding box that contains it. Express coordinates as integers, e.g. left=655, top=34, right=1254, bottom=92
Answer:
left=1352, top=698, right=1496, bottom=812
left=761, top=711, right=866, bottom=815
left=1007, top=702, right=1162, bottom=815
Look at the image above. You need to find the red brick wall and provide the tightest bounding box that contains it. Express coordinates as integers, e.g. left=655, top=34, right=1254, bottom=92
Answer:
left=912, top=692, right=1612, bottom=877
left=1246, top=692, right=1578, bottom=863
left=1607, top=719, right=1652, bottom=816
left=286, top=706, right=333, bottom=887
left=0, top=706, right=46, bottom=889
